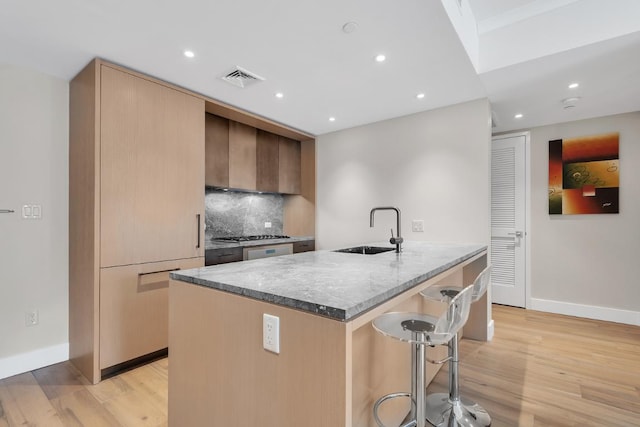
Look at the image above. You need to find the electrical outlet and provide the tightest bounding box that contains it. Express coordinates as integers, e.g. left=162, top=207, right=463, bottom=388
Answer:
left=25, top=309, right=39, bottom=327
left=263, top=313, right=280, bottom=354
left=265, top=221, right=272, bottom=228
left=412, top=220, right=424, bottom=232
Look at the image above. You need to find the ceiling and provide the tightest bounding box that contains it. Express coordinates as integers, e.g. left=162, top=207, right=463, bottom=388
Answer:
left=1, top=0, right=639, bottom=136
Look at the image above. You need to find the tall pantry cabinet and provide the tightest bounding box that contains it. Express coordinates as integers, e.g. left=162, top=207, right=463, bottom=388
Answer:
left=69, top=59, right=205, bottom=383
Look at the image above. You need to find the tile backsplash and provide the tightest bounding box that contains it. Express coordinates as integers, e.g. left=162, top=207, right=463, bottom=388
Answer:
left=205, top=188, right=284, bottom=237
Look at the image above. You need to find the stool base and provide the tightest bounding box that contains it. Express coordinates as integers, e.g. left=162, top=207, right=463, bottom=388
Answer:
left=425, top=393, right=491, bottom=427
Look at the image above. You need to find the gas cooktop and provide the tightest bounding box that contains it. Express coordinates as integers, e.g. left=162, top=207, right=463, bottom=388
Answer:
left=212, top=235, right=290, bottom=243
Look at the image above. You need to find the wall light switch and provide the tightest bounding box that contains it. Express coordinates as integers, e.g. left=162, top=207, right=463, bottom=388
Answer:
left=412, top=220, right=424, bottom=232
left=265, top=221, right=272, bottom=228
left=22, top=205, right=32, bottom=218
left=32, top=205, right=42, bottom=219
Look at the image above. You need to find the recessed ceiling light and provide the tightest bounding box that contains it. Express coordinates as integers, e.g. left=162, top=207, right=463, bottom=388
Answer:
left=568, top=82, right=579, bottom=89
left=329, top=117, right=336, bottom=122
left=183, top=50, right=195, bottom=58
left=375, top=54, right=386, bottom=63
left=275, top=92, right=284, bottom=99
left=416, top=93, right=425, bottom=99
left=514, top=113, right=523, bottom=119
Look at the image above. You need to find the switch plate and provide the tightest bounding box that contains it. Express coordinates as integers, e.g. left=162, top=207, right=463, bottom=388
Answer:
left=412, top=220, right=424, bottom=232
left=265, top=221, right=272, bottom=228
left=22, top=204, right=42, bottom=219
left=263, top=313, right=280, bottom=354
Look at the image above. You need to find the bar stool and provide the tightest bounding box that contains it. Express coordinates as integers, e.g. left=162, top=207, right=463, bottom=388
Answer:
left=372, top=285, right=474, bottom=427
left=419, top=265, right=492, bottom=427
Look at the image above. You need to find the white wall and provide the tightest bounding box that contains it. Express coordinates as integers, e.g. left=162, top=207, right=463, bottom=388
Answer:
left=528, top=112, right=640, bottom=325
left=316, top=98, right=491, bottom=250
left=0, top=64, right=69, bottom=379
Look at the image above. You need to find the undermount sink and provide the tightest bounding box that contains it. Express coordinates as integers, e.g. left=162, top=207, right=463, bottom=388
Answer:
left=333, top=246, right=396, bottom=255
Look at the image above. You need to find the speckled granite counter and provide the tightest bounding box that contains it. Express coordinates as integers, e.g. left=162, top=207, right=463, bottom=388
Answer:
left=204, top=234, right=314, bottom=250
left=171, top=241, right=486, bottom=321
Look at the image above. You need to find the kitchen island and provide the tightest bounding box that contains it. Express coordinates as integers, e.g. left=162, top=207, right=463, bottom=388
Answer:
left=168, top=241, right=489, bottom=427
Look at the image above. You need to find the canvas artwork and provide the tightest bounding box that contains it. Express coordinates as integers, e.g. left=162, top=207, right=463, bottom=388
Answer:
left=548, top=132, right=619, bottom=214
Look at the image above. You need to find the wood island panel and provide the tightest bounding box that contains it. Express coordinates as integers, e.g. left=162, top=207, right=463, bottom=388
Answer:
left=169, top=281, right=349, bottom=426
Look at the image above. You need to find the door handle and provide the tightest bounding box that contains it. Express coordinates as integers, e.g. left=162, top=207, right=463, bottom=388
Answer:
left=0, top=209, right=15, bottom=213
left=196, top=214, right=201, bottom=249
left=508, top=231, right=524, bottom=237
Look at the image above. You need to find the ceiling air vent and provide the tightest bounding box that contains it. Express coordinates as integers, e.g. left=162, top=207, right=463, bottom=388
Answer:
left=221, top=66, right=265, bottom=88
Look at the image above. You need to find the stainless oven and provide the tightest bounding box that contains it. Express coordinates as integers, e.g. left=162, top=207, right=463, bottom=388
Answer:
left=243, top=243, right=293, bottom=260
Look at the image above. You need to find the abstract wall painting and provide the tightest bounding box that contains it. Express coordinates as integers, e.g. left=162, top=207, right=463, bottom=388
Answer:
left=549, top=132, right=619, bottom=215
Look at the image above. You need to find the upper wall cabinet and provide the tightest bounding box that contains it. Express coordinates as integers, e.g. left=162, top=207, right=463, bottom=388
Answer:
left=100, top=66, right=205, bottom=267
left=278, top=136, right=301, bottom=194
left=229, top=121, right=257, bottom=191
left=257, top=129, right=279, bottom=193
left=205, top=114, right=229, bottom=188
left=205, top=114, right=301, bottom=194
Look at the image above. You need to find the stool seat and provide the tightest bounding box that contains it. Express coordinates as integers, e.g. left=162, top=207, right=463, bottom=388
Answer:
left=373, top=312, right=447, bottom=345
left=420, top=284, right=462, bottom=303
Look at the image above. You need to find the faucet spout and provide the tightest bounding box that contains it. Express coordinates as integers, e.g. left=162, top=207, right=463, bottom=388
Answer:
left=369, top=206, right=403, bottom=253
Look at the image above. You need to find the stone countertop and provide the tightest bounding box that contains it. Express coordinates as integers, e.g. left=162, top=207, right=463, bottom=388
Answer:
left=205, top=235, right=315, bottom=250
left=172, top=241, right=486, bottom=322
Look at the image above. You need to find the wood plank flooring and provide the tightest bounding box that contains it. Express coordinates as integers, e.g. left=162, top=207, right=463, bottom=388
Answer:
left=1, top=305, right=639, bottom=426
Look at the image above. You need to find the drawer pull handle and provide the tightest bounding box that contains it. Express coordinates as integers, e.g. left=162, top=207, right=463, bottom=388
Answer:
left=138, top=268, right=180, bottom=289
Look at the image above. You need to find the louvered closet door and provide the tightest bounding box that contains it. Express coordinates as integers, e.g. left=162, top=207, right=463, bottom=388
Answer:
left=491, top=134, right=526, bottom=307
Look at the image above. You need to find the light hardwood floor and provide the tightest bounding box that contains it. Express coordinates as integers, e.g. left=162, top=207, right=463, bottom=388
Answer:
left=1, top=305, right=639, bottom=426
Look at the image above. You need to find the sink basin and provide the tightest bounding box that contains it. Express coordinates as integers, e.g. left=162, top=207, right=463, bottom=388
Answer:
left=333, top=246, right=396, bottom=255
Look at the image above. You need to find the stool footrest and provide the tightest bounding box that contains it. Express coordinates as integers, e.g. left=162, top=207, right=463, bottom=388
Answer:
left=373, top=392, right=417, bottom=427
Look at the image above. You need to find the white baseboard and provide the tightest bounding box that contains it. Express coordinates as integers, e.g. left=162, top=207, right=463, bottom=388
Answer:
left=487, top=319, right=495, bottom=341
left=0, top=343, right=69, bottom=380
left=530, top=298, right=640, bottom=326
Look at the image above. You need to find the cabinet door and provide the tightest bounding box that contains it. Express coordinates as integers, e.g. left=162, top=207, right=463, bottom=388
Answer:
left=279, top=136, right=301, bottom=194
left=228, top=121, right=257, bottom=191
left=256, top=130, right=279, bottom=192
left=99, top=258, right=203, bottom=370
left=205, top=114, right=229, bottom=187
left=100, top=66, right=204, bottom=267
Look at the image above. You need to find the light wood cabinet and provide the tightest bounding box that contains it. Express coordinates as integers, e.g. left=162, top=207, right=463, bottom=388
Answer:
left=69, top=59, right=205, bottom=383
left=99, top=258, right=202, bottom=370
left=100, top=66, right=204, bottom=267
left=205, top=114, right=230, bottom=187
left=256, top=129, right=279, bottom=192
left=279, top=136, right=301, bottom=194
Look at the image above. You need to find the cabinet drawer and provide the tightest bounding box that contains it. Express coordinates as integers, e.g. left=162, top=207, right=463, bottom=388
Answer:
left=293, top=240, right=315, bottom=253
left=99, top=257, right=203, bottom=369
left=205, top=247, right=243, bottom=266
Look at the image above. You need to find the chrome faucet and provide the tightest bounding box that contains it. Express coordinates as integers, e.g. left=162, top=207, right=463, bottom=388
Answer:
left=370, top=207, right=403, bottom=253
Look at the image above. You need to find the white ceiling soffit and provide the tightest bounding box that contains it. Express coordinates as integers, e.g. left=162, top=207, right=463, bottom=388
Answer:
left=477, top=0, right=640, bottom=73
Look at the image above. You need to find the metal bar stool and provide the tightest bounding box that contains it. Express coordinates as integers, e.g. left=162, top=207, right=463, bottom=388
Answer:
left=419, top=265, right=492, bottom=427
left=372, top=285, right=475, bottom=427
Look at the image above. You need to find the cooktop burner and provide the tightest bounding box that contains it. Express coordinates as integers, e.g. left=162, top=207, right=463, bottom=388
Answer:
left=212, top=234, right=290, bottom=243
